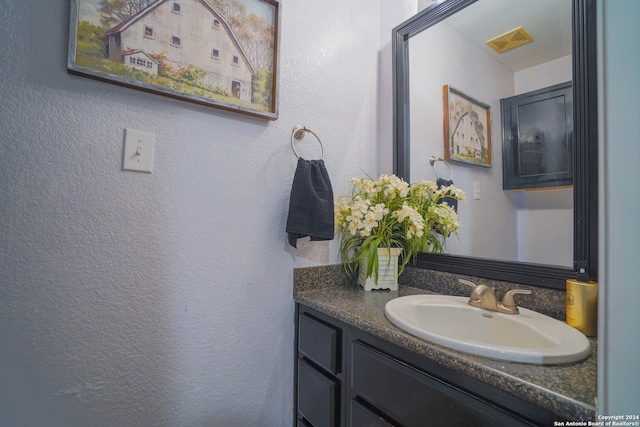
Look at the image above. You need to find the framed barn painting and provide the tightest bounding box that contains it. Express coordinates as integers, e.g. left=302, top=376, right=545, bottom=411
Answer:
left=443, top=85, right=492, bottom=167
left=68, top=0, right=280, bottom=120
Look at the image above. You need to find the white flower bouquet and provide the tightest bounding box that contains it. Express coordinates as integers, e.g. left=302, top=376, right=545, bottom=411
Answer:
left=335, top=174, right=466, bottom=283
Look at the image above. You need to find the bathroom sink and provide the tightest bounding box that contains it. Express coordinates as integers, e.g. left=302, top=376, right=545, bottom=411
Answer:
left=384, top=294, right=591, bottom=364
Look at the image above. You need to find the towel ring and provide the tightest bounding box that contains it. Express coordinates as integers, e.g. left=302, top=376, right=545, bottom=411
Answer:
left=291, top=125, right=324, bottom=160
left=429, top=156, right=453, bottom=181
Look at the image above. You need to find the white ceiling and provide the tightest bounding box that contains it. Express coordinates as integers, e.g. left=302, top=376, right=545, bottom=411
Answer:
left=424, top=0, right=572, bottom=72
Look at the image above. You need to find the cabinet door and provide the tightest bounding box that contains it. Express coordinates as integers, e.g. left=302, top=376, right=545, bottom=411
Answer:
left=298, top=359, right=338, bottom=427
left=501, top=81, right=573, bottom=190
left=351, top=341, right=533, bottom=427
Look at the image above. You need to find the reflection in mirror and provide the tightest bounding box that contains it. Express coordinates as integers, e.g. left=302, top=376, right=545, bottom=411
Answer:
left=408, top=0, right=572, bottom=267
left=392, top=0, right=598, bottom=288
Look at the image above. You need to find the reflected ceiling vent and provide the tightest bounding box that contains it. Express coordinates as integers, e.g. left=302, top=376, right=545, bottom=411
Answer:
left=486, top=26, right=534, bottom=53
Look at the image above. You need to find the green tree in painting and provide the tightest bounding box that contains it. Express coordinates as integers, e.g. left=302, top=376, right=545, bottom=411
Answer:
left=238, top=13, right=275, bottom=72
left=208, top=0, right=276, bottom=109
left=76, top=21, right=108, bottom=57
left=207, top=0, right=247, bottom=31
left=98, top=0, right=156, bottom=27
left=207, top=0, right=274, bottom=71
left=251, top=68, right=272, bottom=109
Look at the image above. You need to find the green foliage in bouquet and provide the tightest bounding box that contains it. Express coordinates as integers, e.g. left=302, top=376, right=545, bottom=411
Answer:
left=335, top=174, right=466, bottom=282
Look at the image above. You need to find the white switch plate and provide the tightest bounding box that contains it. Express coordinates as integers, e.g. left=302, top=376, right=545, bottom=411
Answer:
left=473, top=182, right=481, bottom=200
left=123, top=129, right=155, bottom=173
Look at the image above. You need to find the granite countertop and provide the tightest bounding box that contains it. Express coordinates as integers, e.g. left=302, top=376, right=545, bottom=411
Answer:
left=293, top=266, right=597, bottom=422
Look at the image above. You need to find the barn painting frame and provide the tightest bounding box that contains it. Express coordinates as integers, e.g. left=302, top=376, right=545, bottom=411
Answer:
left=68, top=0, right=280, bottom=120
left=443, top=84, right=492, bottom=167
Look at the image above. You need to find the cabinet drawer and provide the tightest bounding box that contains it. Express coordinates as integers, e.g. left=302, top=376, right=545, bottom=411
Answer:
left=298, top=359, right=338, bottom=427
left=350, top=399, right=393, bottom=427
left=298, top=312, right=340, bottom=374
left=351, top=342, right=532, bottom=427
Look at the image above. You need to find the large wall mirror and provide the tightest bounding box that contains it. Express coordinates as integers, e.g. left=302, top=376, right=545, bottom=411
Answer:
left=392, top=0, right=597, bottom=289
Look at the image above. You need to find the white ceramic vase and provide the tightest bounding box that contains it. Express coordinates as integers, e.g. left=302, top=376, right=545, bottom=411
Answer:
left=358, top=247, right=402, bottom=291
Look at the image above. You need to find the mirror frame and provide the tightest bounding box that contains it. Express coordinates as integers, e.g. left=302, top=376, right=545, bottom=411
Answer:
left=392, top=0, right=598, bottom=289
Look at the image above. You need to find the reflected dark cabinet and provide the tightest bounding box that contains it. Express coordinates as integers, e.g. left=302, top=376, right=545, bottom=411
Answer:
left=295, top=304, right=556, bottom=426
left=501, top=82, right=573, bottom=190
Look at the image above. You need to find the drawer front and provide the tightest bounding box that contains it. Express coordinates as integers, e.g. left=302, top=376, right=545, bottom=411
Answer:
left=351, top=342, right=531, bottom=427
left=298, top=359, right=338, bottom=427
left=350, top=399, right=393, bottom=427
left=299, top=312, right=340, bottom=374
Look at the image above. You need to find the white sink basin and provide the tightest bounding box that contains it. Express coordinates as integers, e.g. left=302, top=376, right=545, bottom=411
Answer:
left=384, top=294, right=591, bottom=365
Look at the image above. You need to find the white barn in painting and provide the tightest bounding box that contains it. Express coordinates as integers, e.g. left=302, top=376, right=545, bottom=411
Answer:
left=106, top=0, right=255, bottom=101
left=451, top=112, right=484, bottom=158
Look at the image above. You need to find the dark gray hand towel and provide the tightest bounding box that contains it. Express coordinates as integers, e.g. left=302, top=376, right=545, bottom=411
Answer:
left=436, top=177, right=458, bottom=212
left=286, top=158, right=335, bottom=248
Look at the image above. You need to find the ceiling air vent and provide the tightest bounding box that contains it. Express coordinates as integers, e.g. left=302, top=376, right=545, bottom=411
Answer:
left=487, top=26, right=534, bottom=53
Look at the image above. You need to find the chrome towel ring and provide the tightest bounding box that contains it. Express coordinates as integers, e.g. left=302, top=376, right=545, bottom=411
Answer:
left=429, top=156, right=453, bottom=181
left=291, top=125, right=324, bottom=160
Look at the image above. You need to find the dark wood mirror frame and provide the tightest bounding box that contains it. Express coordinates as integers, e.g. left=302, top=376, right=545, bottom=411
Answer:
left=392, top=0, right=597, bottom=289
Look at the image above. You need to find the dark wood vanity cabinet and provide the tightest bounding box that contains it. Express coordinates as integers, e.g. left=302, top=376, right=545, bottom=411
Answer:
left=295, top=304, right=556, bottom=427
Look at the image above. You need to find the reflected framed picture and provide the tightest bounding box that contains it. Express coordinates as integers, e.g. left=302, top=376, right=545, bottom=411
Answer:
left=67, top=0, right=280, bottom=120
left=443, top=85, right=492, bottom=167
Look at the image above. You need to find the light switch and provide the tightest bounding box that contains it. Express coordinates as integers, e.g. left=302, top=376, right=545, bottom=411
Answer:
left=123, top=129, right=155, bottom=173
left=473, top=182, right=481, bottom=200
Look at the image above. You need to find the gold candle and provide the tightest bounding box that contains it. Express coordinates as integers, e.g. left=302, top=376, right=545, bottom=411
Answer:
left=566, top=279, right=598, bottom=336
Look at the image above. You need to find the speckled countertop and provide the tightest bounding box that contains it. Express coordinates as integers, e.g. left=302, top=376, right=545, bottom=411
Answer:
left=293, top=265, right=597, bottom=422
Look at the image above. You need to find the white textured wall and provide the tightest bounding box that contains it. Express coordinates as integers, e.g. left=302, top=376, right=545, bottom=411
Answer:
left=0, top=0, right=394, bottom=425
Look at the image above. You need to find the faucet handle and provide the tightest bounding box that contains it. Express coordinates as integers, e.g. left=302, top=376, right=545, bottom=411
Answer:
left=500, top=289, right=532, bottom=314
left=458, top=279, right=477, bottom=290
left=458, top=279, right=479, bottom=301
left=459, top=279, right=481, bottom=305
left=459, top=279, right=495, bottom=295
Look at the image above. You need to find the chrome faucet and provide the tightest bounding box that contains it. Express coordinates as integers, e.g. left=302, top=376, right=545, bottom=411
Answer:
left=459, top=279, right=531, bottom=315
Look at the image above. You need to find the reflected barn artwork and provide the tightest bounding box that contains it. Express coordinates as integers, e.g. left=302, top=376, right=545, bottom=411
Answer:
left=443, top=85, right=492, bottom=167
